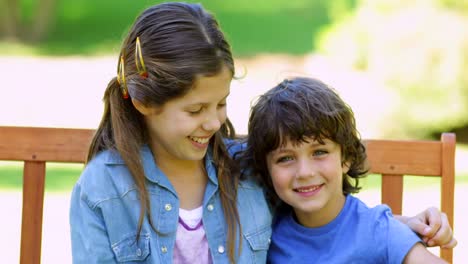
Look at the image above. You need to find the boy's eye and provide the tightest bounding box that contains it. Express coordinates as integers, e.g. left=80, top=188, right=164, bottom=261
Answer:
left=217, top=102, right=227, bottom=109
left=313, top=150, right=328, bottom=156
left=277, top=156, right=294, bottom=163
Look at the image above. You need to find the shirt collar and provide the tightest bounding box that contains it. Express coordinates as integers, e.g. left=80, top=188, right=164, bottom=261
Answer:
left=104, top=145, right=219, bottom=186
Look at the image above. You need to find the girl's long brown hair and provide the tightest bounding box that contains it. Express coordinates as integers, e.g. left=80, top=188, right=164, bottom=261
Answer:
left=87, top=3, right=241, bottom=262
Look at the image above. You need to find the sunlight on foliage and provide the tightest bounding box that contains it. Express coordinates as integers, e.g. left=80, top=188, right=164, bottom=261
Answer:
left=318, top=0, right=468, bottom=138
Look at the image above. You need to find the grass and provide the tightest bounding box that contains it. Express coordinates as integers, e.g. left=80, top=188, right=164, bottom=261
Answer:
left=2, top=0, right=358, bottom=56
left=0, top=162, right=83, bottom=193
left=361, top=174, right=468, bottom=190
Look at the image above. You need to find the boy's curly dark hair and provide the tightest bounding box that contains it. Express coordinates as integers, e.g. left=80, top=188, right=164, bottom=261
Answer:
left=240, top=77, right=368, bottom=210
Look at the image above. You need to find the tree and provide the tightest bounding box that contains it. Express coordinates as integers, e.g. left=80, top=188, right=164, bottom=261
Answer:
left=0, top=0, right=20, bottom=40
left=0, top=0, right=57, bottom=42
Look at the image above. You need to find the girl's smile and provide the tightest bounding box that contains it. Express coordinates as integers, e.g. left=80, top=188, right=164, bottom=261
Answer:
left=133, top=66, right=232, bottom=166
left=188, top=136, right=211, bottom=149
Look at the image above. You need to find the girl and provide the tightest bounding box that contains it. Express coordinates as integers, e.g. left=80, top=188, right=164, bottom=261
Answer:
left=70, top=2, right=455, bottom=263
left=69, top=3, right=271, bottom=263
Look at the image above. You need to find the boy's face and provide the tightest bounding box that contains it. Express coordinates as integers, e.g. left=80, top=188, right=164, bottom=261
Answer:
left=266, top=137, right=350, bottom=227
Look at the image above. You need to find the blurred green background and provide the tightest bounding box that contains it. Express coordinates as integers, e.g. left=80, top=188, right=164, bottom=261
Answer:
left=1, top=0, right=467, bottom=191
left=1, top=1, right=468, bottom=262
left=0, top=0, right=355, bottom=56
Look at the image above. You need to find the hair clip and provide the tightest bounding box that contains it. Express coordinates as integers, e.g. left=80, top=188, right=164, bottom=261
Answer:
left=117, top=55, right=129, bottom=99
left=135, top=37, right=148, bottom=78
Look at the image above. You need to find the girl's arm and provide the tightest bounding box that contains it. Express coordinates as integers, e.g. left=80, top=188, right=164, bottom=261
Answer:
left=403, top=243, right=448, bottom=264
left=70, top=182, right=116, bottom=263
left=395, top=207, right=457, bottom=248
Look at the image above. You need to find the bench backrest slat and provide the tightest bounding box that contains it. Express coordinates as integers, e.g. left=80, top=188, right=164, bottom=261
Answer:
left=0, top=126, right=94, bottom=162
left=0, top=127, right=455, bottom=263
left=365, top=133, right=455, bottom=262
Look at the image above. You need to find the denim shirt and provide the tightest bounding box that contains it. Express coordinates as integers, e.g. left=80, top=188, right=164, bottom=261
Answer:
left=70, top=145, right=272, bottom=263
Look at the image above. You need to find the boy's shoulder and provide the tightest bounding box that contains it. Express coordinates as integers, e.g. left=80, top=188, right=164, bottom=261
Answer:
left=348, top=195, right=402, bottom=231
left=348, top=195, right=422, bottom=262
left=349, top=195, right=392, bottom=219
left=269, top=196, right=420, bottom=263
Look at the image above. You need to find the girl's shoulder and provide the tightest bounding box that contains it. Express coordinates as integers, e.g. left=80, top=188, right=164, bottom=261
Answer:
left=224, top=138, right=246, bottom=157
left=79, top=149, right=125, bottom=183
left=74, top=149, right=133, bottom=206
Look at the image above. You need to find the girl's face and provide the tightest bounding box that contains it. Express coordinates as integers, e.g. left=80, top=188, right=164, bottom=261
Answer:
left=266, top=137, right=349, bottom=227
left=136, top=66, right=231, bottom=165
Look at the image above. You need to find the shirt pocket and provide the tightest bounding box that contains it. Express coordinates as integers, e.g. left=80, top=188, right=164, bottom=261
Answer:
left=244, top=224, right=272, bottom=251
left=111, top=232, right=151, bottom=262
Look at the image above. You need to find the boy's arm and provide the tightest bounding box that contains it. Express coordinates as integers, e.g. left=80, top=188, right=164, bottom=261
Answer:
left=403, top=243, right=448, bottom=264
left=395, top=207, right=457, bottom=248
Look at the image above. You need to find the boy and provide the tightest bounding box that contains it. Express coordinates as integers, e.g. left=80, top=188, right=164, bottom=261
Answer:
left=242, top=77, right=447, bottom=263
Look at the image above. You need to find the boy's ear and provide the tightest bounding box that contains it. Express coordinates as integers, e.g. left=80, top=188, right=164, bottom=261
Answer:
left=132, top=99, right=156, bottom=116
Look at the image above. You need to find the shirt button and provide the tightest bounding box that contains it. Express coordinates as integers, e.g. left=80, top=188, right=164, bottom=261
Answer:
left=218, top=245, right=225, bottom=254
left=268, top=239, right=271, bottom=244
left=136, top=248, right=142, bottom=256
left=207, top=204, right=214, bottom=211
left=161, top=246, right=168, bottom=253
left=164, top=203, right=172, bottom=211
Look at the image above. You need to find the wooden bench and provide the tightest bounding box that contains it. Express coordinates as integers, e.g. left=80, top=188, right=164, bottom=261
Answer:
left=365, top=132, right=455, bottom=262
left=0, top=127, right=455, bottom=263
left=0, top=127, right=95, bottom=264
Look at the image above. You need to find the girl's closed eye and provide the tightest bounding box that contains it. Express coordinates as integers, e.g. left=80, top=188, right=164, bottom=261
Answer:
left=217, top=102, right=227, bottom=109
left=187, top=106, right=203, bottom=115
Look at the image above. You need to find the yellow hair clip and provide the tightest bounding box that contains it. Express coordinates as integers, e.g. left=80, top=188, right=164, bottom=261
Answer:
left=135, top=37, right=148, bottom=78
left=117, top=55, right=129, bottom=99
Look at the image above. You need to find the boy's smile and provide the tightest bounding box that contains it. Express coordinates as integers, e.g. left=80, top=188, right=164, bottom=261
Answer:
left=266, top=138, right=350, bottom=227
left=294, top=184, right=324, bottom=197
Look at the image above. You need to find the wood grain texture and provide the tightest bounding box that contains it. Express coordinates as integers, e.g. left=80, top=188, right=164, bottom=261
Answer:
left=0, top=126, right=95, bottom=162
left=365, top=139, right=441, bottom=176
left=20, top=161, right=46, bottom=264
left=0, top=127, right=456, bottom=263
left=365, top=133, right=455, bottom=263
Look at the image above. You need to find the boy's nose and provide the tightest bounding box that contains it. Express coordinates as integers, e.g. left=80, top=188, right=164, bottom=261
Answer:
left=295, top=159, right=315, bottom=179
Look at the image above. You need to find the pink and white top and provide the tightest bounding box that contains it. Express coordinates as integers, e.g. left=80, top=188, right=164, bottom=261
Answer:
left=173, top=206, right=212, bottom=264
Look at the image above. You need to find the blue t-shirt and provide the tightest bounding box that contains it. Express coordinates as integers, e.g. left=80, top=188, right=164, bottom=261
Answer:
left=268, top=195, right=421, bottom=263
